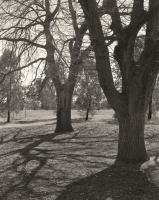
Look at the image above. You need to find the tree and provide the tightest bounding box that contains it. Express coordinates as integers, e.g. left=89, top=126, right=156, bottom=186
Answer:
left=150, top=76, right=159, bottom=118
left=26, top=78, right=56, bottom=110
left=25, top=80, right=41, bottom=110
left=75, top=60, right=103, bottom=121
left=0, top=0, right=89, bottom=132
left=79, top=0, right=159, bottom=163
left=40, top=80, right=56, bottom=110
left=0, top=0, right=115, bottom=132
left=0, top=49, right=23, bottom=122
left=153, top=78, right=159, bottom=112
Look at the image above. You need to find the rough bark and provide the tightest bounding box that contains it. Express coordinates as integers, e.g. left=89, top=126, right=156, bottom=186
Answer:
left=117, top=113, right=147, bottom=164
left=55, top=84, right=74, bottom=133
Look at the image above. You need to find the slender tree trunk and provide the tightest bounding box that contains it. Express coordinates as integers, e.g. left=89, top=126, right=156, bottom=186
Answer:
left=116, top=112, right=148, bottom=164
left=55, top=84, right=74, bottom=133
left=7, top=109, right=11, bottom=123
left=85, top=99, right=91, bottom=121
left=7, top=95, right=11, bottom=123
left=148, top=95, right=152, bottom=120
left=7, top=77, right=11, bottom=123
left=85, top=108, right=89, bottom=121
left=25, top=108, right=27, bottom=119
left=41, top=102, right=44, bottom=109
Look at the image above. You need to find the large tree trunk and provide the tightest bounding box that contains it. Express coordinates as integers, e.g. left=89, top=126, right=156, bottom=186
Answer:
left=55, top=84, right=74, bottom=133
left=116, top=112, right=148, bottom=164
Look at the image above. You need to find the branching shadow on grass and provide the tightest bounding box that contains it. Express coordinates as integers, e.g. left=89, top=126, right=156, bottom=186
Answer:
left=1, top=121, right=159, bottom=200
left=0, top=127, right=65, bottom=199
left=0, top=125, right=89, bottom=199
left=56, top=164, right=159, bottom=200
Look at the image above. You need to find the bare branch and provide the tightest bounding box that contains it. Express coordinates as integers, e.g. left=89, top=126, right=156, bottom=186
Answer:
left=0, top=37, right=46, bottom=49
left=103, top=0, right=122, bottom=41
left=68, top=0, right=79, bottom=35
left=51, top=0, right=61, bottom=19
left=79, top=0, right=126, bottom=112
left=0, top=58, right=46, bottom=84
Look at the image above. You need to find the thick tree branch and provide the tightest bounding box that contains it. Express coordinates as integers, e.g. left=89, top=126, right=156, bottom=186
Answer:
left=68, top=0, right=79, bottom=36
left=103, top=0, right=122, bottom=41
left=131, top=0, right=144, bottom=24
left=79, top=0, right=126, bottom=113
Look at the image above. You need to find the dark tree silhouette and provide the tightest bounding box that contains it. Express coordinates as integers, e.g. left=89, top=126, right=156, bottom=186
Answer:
left=79, top=0, right=159, bottom=163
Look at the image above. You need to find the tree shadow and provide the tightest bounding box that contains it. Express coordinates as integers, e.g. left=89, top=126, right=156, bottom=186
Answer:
left=0, top=124, right=68, bottom=199
left=1, top=122, right=159, bottom=199
left=0, top=125, right=94, bottom=199
left=56, top=163, right=159, bottom=200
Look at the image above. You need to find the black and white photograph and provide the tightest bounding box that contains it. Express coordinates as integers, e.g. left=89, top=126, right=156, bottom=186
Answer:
left=0, top=0, right=159, bottom=199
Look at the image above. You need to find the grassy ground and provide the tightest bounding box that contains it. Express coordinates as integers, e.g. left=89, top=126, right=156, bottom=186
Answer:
left=0, top=109, right=114, bottom=128
left=0, top=110, right=159, bottom=199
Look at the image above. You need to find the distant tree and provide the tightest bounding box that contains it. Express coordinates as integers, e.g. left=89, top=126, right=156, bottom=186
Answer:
left=75, top=60, right=103, bottom=121
left=40, top=80, right=56, bottom=110
left=150, top=76, right=159, bottom=117
left=140, top=76, right=159, bottom=121
left=25, top=78, right=56, bottom=110
left=0, top=49, right=23, bottom=122
left=147, top=95, right=153, bottom=120
left=25, top=79, right=42, bottom=110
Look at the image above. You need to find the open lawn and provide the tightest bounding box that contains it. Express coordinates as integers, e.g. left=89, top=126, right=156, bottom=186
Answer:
left=0, top=110, right=159, bottom=199
left=0, top=109, right=114, bottom=128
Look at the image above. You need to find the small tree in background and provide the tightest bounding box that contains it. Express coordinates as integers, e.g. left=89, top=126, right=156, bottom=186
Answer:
left=75, top=59, right=103, bottom=121
left=40, top=80, right=56, bottom=110
left=25, top=79, right=42, bottom=110
left=151, top=76, right=159, bottom=118
left=0, top=49, right=23, bottom=122
left=25, top=78, right=56, bottom=110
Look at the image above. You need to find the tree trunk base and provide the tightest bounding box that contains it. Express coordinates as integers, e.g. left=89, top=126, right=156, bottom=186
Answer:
left=55, top=125, right=74, bottom=133
left=115, top=154, right=148, bottom=165
left=117, top=114, right=148, bottom=164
